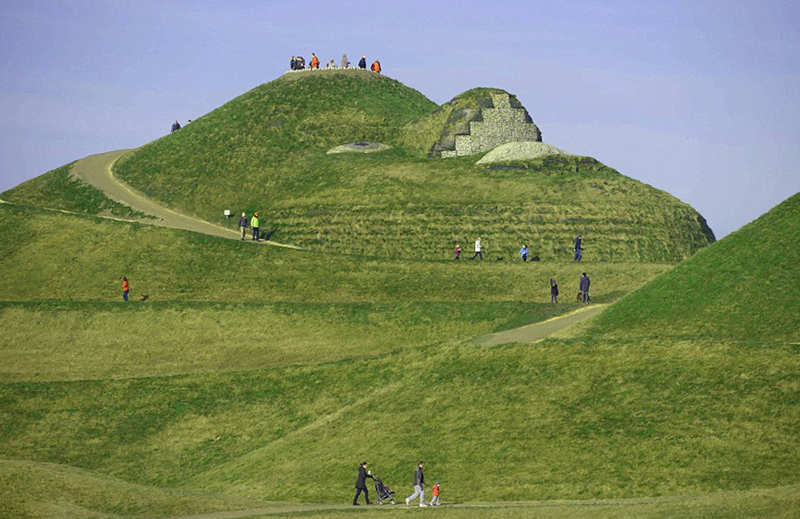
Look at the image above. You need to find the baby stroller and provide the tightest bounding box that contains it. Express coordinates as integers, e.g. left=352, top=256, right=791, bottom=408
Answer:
left=374, top=476, right=395, bottom=505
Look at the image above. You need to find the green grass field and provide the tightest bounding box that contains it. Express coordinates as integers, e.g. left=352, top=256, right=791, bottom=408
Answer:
left=0, top=70, right=796, bottom=519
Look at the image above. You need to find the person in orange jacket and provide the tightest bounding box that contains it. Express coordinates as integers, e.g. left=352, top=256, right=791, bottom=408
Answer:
left=311, top=53, right=320, bottom=69
left=121, top=276, right=130, bottom=302
left=371, top=59, right=381, bottom=73
left=429, top=482, right=440, bottom=506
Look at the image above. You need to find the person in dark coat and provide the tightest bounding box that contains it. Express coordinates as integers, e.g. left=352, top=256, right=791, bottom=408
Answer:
left=290, top=56, right=297, bottom=70
left=550, top=278, right=559, bottom=303
left=353, top=461, right=374, bottom=505
left=405, top=461, right=427, bottom=507
left=358, top=55, right=367, bottom=69
left=238, top=212, right=248, bottom=240
left=579, top=273, right=590, bottom=303
left=171, top=120, right=181, bottom=133
left=573, top=234, right=582, bottom=261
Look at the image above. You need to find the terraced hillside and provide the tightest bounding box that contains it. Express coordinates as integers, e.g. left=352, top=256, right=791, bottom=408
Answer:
left=63, top=70, right=715, bottom=261
left=0, top=193, right=797, bottom=516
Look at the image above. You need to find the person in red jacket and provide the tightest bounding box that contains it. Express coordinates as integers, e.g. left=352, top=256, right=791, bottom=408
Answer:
left=310, top=53, right=320, bottom=69
left=121, top=276, right=130, bottom=302
left=429, top=482, right=441, bottom=506
left=371, top=59, right=381, bottom=73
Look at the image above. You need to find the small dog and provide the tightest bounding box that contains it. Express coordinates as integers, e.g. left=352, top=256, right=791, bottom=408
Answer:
left=140, top=294, right=149, bottom=302
left=576, top=292, right=590, bottom=303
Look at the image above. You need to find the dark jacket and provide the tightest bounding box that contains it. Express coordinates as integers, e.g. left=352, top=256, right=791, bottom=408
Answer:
left=358, top=57, right=367, bottom=69
left=579, top=276, right=590, bottom=292
left=238, top=216, right=248, bottom=227
left=355, top=465, right=373, bottom=489
left=290, top=57, right=297, bottom=70
left=551, top=283, right=559, bottom=296
left=413, top=466, right=424, bottom=487
left=171, top=122, right=181, bottom=133
left=574, top=236, right=582, bottom=250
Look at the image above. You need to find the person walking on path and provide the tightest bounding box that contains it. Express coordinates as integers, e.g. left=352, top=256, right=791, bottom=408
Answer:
left=454, top=244, right=461, bottom=260
left=238, top=212, right=248, bottom=240
left=310, top=53, right=320, bottom=69
left=341, top=54, right=350, bottom=68
left=371, top=59, right=381, bottom=73
left=358, top=55, right=367, bottom=69
left=550, top=278, right=559, bottom=303
left=171, top=120, right=181, bottom=133
left=520, top=244, right=529, bottom=262
left=579, top=272, right=590, bottom=303
left=121, top=276, right=130, bottom=302
left=471, top=238, right=483, bottom=260
left=405, top=461, right=427, bottom=507
left=430, top=482, right=441, bottom=506
left=251, top=212, right=260, bottom=241
left=573, top=234, right=583, bottom=261
left=353, top=461, right=374, bottom=506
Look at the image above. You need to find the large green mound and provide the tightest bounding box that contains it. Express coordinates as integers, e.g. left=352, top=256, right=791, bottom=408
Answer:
left=591, top=191, right=800, bottom=343
left=93, top=72, right=714, bottom=261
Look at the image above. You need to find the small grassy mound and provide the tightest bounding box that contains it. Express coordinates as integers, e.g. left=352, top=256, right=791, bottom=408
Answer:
left=0, top=459, right=262, bottom=519
left=477, top=141, right=571, bottom=165
left=590, top=191, right=800, bottom=343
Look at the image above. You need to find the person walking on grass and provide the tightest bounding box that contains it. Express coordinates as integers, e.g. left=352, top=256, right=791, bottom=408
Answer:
left=358, top=55, right=367, bottom=69
left=310, top=53, right=320, bottom=69
left=520, top=244, right=529, bottom=262
left=550, top=278, right=559, bottom=303
left=454, top=244, right=462, bottom=260
left=238, top=212, right=248, bottom=240
left=579, top=272, right=590, bottom=303
left=341, top=54, right=350, bottom=68
left=471, top=237, right=483, bottom=260
left=406, top=461, right=427, bottom=507
left=251, top=212, right=260, bottom=241
left=171, top=120, right=181, bottom=133
left=121, top=276, right=130, bottom=302
left=353, top=461, right=374, bottom=506
left=573, top=234, right=583, bottom=261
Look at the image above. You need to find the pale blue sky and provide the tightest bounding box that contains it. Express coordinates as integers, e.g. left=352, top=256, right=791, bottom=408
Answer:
left=1, top=0, right=798, bottom=237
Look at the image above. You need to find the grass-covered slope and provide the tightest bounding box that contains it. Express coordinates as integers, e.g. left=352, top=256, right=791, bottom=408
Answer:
left=0, top=460, right=262, bottom=519
left=0, top=161, right=150, bottom=220
left=109, top=71, right=714, bottom=261
left=590, top=191, right=800, bottom=343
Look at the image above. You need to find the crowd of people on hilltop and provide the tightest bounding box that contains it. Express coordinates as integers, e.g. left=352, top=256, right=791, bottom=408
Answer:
left=290, top=53, right=381, bottom=73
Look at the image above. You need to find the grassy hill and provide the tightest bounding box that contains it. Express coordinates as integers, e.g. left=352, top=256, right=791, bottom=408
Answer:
left=89, top=71, right=713, bottom=261
left=0, top=199, right=797, bottom=511
left=589, top=192, right=800, bottom=343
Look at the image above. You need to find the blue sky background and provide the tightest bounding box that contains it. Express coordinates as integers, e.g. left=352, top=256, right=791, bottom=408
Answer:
left=1, top=0, right=798, bottom=237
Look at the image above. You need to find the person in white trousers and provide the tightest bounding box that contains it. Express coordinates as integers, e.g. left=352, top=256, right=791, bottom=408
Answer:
left=405, top=461, right=427, bottom=507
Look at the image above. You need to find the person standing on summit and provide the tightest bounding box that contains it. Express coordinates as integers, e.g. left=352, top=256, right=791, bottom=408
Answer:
left=371, top=59, right=381, bottom=73
left=341, top=54, right=350, bottom=68
left=352, top=461, right=374, bottom=506
left=405, top=461, right=427, bottom=507
left=310, top=53, right=320, bottom=69
left=171, top=120, right=181, bottom=133
left=358, top=55, right=367, bottom=69
left=573, top=234, right=583, bottom=261
left=251, top=212, right=260, bottom=241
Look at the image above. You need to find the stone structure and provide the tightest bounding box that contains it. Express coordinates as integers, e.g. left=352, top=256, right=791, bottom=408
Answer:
left=442, top=93, right=542, bottom=158
left=440, top=93, right=541, bottom=158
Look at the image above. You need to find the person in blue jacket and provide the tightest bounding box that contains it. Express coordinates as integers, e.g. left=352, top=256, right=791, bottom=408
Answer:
left=573, top=234, right=582, bottom=261
left=520, top=244, right=529, bottom=262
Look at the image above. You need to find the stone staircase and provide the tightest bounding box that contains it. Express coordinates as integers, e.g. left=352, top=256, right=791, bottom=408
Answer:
left=441, top=93, right=541, bottom=158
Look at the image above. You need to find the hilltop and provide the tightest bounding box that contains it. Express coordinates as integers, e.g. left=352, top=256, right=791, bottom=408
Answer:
left=4, top=70, right=715, bottom=261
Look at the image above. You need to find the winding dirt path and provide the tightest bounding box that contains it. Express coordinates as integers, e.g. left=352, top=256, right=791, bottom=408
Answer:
left=473, top=304, right=606, bottom=345
left=71, top=150, right=300, bottom=248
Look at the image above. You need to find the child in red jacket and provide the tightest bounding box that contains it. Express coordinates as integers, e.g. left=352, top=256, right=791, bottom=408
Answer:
left=430, top=482, right=440, bottom=506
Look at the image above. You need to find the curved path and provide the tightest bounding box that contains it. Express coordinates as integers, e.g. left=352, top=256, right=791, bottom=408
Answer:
left=72, top=150, right=299, bottom=248
left=473, top=304, right=606, bottom=345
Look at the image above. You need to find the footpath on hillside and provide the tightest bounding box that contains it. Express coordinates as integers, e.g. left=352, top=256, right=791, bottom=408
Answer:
left=71, top=150, right=299, bottom=249
left=472, top=305, right=606, bottom=345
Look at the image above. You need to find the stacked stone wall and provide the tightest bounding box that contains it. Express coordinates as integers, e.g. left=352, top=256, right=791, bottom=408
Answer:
left=441, top=93, right=541, bottom=158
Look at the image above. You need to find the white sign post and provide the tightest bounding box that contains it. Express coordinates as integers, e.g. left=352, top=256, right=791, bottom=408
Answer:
left=224, top=209, right=231, bottom=219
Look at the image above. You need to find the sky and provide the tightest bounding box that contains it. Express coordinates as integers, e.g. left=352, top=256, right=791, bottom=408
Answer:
left=1, top=0, right=798, bottom=238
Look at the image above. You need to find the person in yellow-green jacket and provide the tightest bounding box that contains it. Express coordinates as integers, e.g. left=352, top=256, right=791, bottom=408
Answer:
left=251, top=212, right=260, bottom=241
